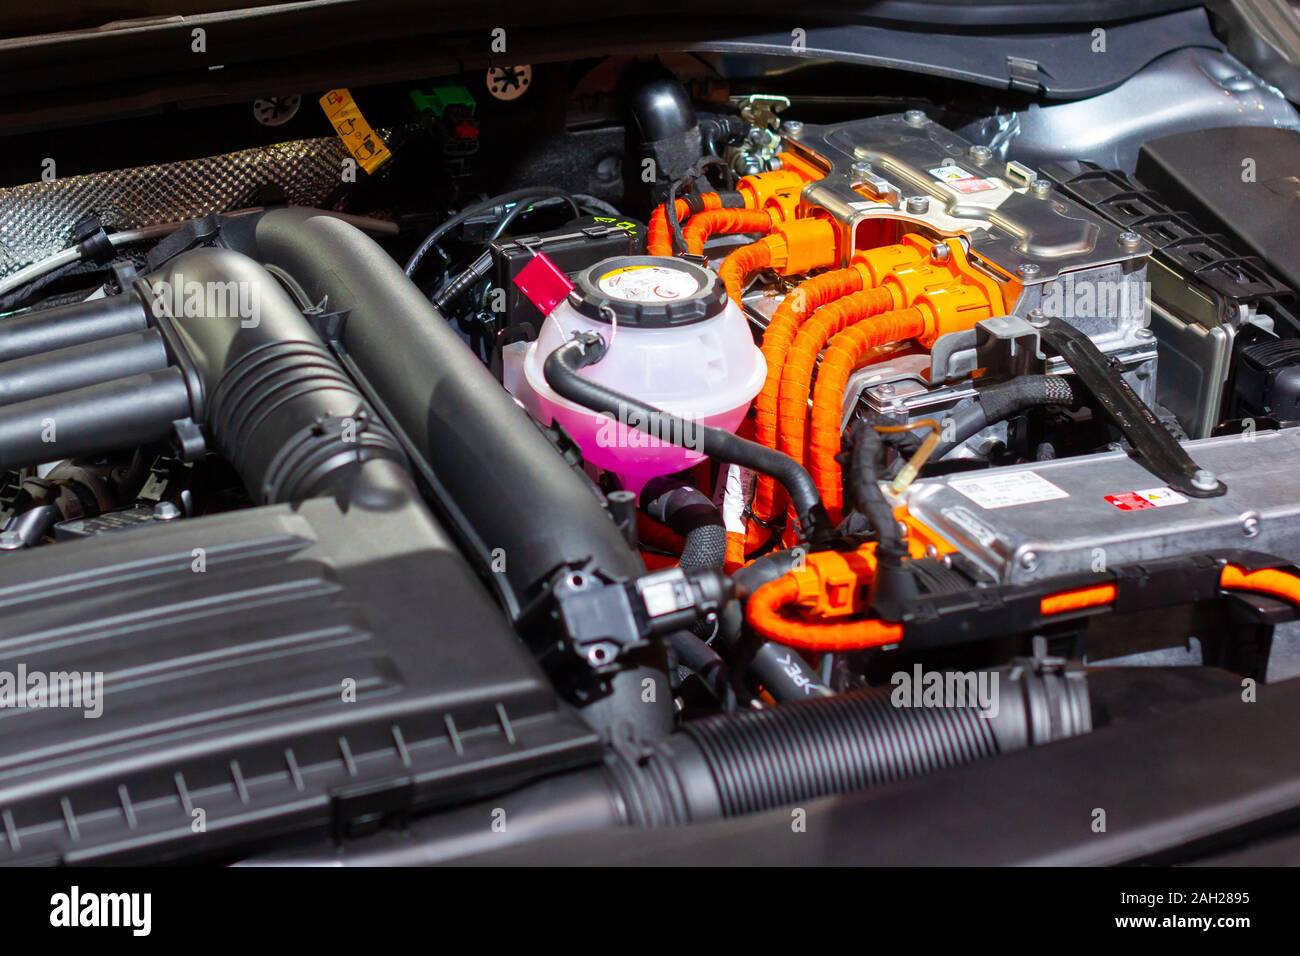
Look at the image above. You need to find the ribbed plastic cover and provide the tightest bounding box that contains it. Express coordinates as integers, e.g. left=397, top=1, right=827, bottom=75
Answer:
left=0, top=494, right=598, bottom=863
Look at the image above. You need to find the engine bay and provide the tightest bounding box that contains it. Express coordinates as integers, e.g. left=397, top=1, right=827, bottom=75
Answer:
left=2, top=10, right=1300, bottom=869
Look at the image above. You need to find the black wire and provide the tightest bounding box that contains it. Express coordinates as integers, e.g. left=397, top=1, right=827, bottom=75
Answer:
left=666, top=155, right=729, bottom=255
left=403, top=187, right=579, bottom=278
left=488, top=194, right=580, bottom=241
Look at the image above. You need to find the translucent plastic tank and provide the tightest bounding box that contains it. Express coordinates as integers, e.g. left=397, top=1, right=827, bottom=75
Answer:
left=521, top=256, right=765, bottom=493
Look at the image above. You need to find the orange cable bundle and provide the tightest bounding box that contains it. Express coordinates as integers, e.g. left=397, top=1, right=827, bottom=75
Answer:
left=646, top=193, right=725, bottom=256
left=749, top=269, right=865, bottom=542
left=718, top=240, right=773, bottom=303
left=776, top=288, right=897, bottom=471
left=808, top=307, right=926, bottom=521
left=682, top=208, right=774, bottom=255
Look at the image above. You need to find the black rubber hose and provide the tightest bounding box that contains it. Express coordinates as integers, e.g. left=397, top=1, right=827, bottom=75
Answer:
left=668, top=630, right=737, bottom=712
left=0, top=294, right=148, bottom=363
left=723, top=550, right=832, bottom=701
left=0, top=330, right=168, bottom=407
left=933, top=374, right=1078, bottom=460
left=844, top=421, right=906, bottom=559
left=640, top=475, right=726, bottom=572
left=544, top=332, right=832, bottom=543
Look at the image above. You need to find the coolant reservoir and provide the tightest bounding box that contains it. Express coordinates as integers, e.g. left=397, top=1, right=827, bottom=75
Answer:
left=522, top=255, right=765, bottom=492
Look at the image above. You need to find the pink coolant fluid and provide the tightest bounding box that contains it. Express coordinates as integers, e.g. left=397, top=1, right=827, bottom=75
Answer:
left=518, top=256, right=766, bottom=494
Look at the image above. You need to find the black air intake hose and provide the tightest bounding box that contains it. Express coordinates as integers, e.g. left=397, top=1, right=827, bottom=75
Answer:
left=217, top=210, right=667, bottom=742
left=148, top=247, right=405, bottom=504
left=610, top=659, right=1091, bottom=824
left=263, top=659, right=1091, bottom=864
left=219, top=209, right=644, bottom=614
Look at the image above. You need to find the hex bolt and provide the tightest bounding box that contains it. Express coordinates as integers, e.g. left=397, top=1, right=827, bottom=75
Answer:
left=1191, top=469, right=1219, bottom=492
left=1118, top=230, right=1142, bottom=251
left=903, top=109, right=927, bottom=127
left=905, top=195, right=931, bottom=214
left=1018, top=262, right=1042, bottom=279
left=1026, top=308, right=1048, bottom=328
left=1030, top=179, right=1052, bottom=198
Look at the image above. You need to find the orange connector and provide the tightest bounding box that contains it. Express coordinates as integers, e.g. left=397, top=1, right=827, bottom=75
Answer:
left=808, top=238, right=1006, bottom=521
left=718, top=217, right=840, bottom=304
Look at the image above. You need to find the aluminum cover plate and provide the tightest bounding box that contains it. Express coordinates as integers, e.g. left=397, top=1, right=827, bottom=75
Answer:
left=903, top=428, right=1300, bottom=583
left=786, top=113, right=1149, bottom=282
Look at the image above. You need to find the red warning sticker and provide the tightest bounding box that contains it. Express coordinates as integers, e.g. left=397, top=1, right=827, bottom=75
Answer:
left=1104, top=487, right=1189, bottom=511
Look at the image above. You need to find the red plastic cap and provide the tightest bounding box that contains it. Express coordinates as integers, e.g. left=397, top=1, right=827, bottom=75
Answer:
left=513, top=252, right=574, bottom=317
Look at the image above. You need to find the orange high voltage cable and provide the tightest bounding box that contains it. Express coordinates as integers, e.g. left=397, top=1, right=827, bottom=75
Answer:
left=808, top=307, right=927, bottom=521
left=646, top=193, right=726, bottom=256
left=748, top=560, right=1300, bottom=653
left=777, top=289, right=899, bottom=473
left=718, top=240, right=774, bottom=303
left=683, top=208, right=775, bottom=255
left=717, top=218, right=840, bottom=305
left=748, top=268, right=866, bottom=545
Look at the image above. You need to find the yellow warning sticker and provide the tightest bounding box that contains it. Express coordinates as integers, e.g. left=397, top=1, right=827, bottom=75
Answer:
left=319, top=88, right=391, bottom=175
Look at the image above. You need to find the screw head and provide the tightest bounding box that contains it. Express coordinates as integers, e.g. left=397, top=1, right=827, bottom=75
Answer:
left=1026, top=308, right=1048, bottom=328
left=968, top=144, right=994, bottom=165
left=903, top=109, right=927, bottom=127
left=1030, top=179, right=1052, bottom=198
left=877, top=382, right=896, bottom=396
left=780, top=119, right=804, bottom=137
left=1191, top=469, right=1218, bottom=492
left=1018, top=550, right=1039, bottom=572
left=153, top=501, right=182, bottom=520
left=1133, top=327, right=1155, bottom=341
left=1017, top=262, right=1042, bottom=279
left=850, top=159, right=873, bottom=180
left=905, top=195, right=930, bottom=214
left=930, top=243, right=951, bottom=263
left=1242, top=514, right=1261, bottom=538
left=1118, top=230, right=1142, bottom=251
